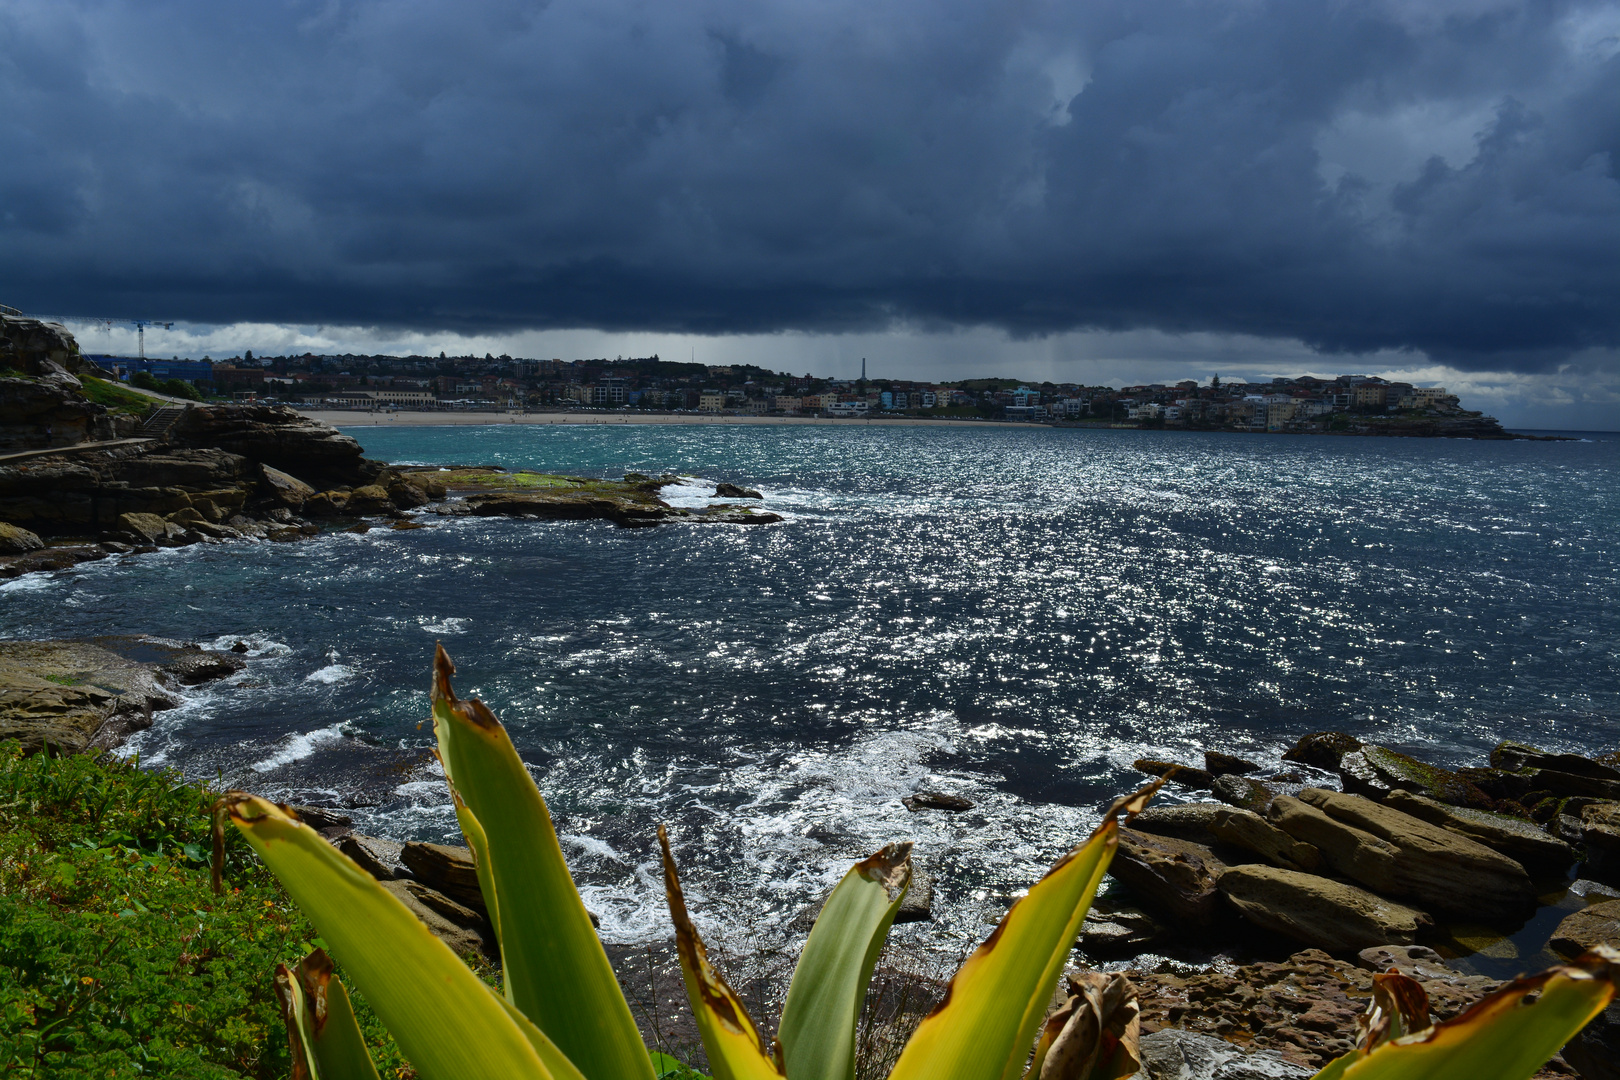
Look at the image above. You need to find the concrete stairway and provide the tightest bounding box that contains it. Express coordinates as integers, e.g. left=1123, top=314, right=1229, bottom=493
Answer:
left=139, top=405, right=188, bottom=438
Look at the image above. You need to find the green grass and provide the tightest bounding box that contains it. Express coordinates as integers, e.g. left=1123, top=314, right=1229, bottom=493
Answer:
left=78, top=378, right=157, bottom=417
left=0, top=743, right=410, bottom=1078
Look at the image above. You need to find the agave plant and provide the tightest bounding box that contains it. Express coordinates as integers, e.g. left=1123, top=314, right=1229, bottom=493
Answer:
left=217, top=646, right=1616, bottom=1080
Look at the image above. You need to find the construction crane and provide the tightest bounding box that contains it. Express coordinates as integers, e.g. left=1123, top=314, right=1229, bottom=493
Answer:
left=9, top=309, right=175, bottom=359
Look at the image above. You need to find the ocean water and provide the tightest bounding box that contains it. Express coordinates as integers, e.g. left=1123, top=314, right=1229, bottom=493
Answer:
left=4, top=423, right=1618, bottom=952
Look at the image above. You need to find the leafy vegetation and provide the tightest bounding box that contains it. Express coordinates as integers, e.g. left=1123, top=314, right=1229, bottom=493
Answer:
left=79, top=376, right=158, bottom=416
left=0, top=743, right=407, bottom=1078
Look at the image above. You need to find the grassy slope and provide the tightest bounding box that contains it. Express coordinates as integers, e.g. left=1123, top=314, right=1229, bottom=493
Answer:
left=77, top=377, right=157, bottom=417
left=0, top=744, right=409, bottom=1078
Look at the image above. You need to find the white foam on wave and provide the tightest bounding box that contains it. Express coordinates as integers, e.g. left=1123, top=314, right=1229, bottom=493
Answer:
left=249, top=724, right=346, bottom=773
left=418, top=617, right=470, bottom=635
left=205, top=632, right=292, bottom=658
left=305, top=664, right=355, bottom=685
left=0, top=573, right=56, bottom=593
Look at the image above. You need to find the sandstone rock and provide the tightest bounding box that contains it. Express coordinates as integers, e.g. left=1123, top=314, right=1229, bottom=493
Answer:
left=1281, top=732, right=1361, bottom=771
left=1135, top=759, right=1215, bottom=790
left=1133, top=803, right=1227, bottom=842
left=1208, top=808, right=1320, bottom=872
left=167, top=506, right=207, bottom=526
left=1205, top=752, right=1261, bottom=776
left=895, top=864, right=933, bottom=923
left=1581, top=802, right=1620, bottom=886
left=400, top=840, right=486, bottom=913
left=380, top=879, right=495, bottom=959
left=465, top=491, right=682, bottom=528
left=1563, top=999, right=1620, bottom=1080
left=171, top=404, right=373, bottom=490
left=386, top=476, right=430, bottom=509
left=1355, top=944, right=1458, bottom=981
left=1493, top=740, right=1620, bottom=780
left=0, top=640, right=180, bottom=754
left=1383, top=789, right=1574, bottom=876
left=0, top=522, right=43, bottom=554
left=288, top=805, right=353, bottom=835
left=396, top=471, right=449, bottom=499
left=714, top=482, right=763, bottom=499
left=260, top=464, right=315, bottom=508
left=339, top=834, right=408, bottom=880
left=346, top=484, right=394, bottom=515
left=1212, top=774, right=1273, bottom=813
left=902, top=791, right=974, bottom=812
left=116, top=511, right=169, bottom=543
left=1111, top=829, right=1226, bottom=927
left=1548, top=899, right=1620, bottom=959
left=1128, top=1028, right=1313, bottom=1080
left=1219, top=865, right=1430, bottom=953
left=1339, top=745, right=1493, bottom=809
left=688, top=506, right=782, bottom=525
left=301, top=490, right=349, bottom=516
left=1274, top=789, right=1534, bottom=920
left=1080, top=904, right=1165, bottom=955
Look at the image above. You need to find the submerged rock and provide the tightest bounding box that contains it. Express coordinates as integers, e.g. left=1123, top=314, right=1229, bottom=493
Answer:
left=902, top=791, right=974, bottom=812
left=714, top=482, right=763, bottom=499
left=1219, top=864, right=1430, bottom=952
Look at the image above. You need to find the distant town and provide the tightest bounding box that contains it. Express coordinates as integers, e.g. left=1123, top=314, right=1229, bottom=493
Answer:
left=95, top=350, right=1507, bottom=436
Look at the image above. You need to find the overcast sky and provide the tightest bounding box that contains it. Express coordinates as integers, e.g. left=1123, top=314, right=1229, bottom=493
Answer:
left=4, top=0, right=1618, bottom=427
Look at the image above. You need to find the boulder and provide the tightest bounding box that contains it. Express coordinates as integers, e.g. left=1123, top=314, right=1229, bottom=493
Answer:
left=1204, top=751, right=1261, bottom=776
left=346, top=484, right=394, bottom=515
left=339, top=834, right=408, bottom=881
left=302, top=490, right=349, bottom=516
left=1354, top=944, right=1458, bottom=981
left=1492, top=740, right=1620, bottom=780
left=1270, top=790, right=1534, bottom=920
left=400, top=840, right=486, bottom=913
left=1080, top=904, right=1165, bottom=955
left=1135, top=759, right=1215, bottom=790
left=895, top=863, right=933, bottom=924
left=385, top=476, right=430, bottom=509
left=1132, top=803, right=1227, bottom=842
left=379, top=879, right=495, bottom=959
left=0, top=522, right=43, bottom=554
left=1548, top=899, right=1620, bottom=959
left=1219, top=865, right=1430, bottom=953
left=1563, top=999, right=1620, bottom=1080
left=1581, top=803, right=1620, bottom=886
left=1383, top=789, right=1574, bottom=877
left=902, top=791, right=974, bottom=812
left=1281, top=732, right=1361, bottom=771
left=1338, top=745, right=1493, bottom=809
left=1128, top=1028, right=1313, bottom=1080
left=1208, top=808, right=1321, bottom=872
left=714, top=482, right=763, bottom=499
left=1211, top=774, right=1273, bottom=813
left=116, top=511, right=170, bottom=544
left=1110, top=829, right=1226, bottom=927
left=288, top=805, right=353, bottom=836
left=260, top=464, right=315, bottom=508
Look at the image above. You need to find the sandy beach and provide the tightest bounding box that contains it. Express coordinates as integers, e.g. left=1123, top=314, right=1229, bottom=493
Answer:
left=297, top=408, right=1040, bottom=429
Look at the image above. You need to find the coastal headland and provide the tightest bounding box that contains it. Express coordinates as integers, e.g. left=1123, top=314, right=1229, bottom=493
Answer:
left=297, top=408, right=1036, bottom=428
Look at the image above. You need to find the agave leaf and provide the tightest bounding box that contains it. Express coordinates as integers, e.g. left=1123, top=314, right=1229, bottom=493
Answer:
left=224, top=793, right=562, bottom=1080
left=449, top=785, right=501, bottom=957
left=1324, top=947, right=1617, bottom=1080
left=777, top=841, right=912, bottom=1080
left=887, top=784, right=1158, bottom=1080
left=430, top=645, right=653, bottom=1080
left=274, top=960, right=324, bottom=1080
left=288, top=950, right=382, bottom=1080
left=658, top=825, right=785, bottom=1080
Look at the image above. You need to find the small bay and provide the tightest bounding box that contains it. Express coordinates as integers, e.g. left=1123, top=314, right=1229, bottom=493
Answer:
left=4, top=423, right=1617, bottom=949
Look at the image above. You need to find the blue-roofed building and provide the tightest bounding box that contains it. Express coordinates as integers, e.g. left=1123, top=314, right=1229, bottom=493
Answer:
left=90, top=356, right=214, bottom=382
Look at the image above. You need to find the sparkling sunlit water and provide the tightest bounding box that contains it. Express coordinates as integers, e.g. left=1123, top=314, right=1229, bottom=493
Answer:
left=5, top=424, right=1617, bottom=950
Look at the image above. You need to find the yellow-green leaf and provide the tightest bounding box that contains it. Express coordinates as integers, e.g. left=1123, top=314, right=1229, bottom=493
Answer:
left=778, top=842, right=911, bottom=1080
left=431, top=645, right=653, bottom=1080
left=225, top=793, right=562, bottom=1080
left=288, top=950, right=382, bottom=1080
left=658, top=824, right=784, bottom=1080
left=887, top=786, right=1156, bottom=1080
left=1325, top=947, right=1617, bottom=1080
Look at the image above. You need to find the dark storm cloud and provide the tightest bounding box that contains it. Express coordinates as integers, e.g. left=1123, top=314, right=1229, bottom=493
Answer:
left=1, top=0, right=1616, bottom=370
